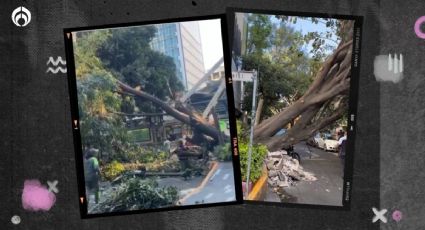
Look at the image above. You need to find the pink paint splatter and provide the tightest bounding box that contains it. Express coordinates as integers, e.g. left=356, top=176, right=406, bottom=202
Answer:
left=22, top=180, right=56, bottom=211
left=392, top=210, right=403, bottom=222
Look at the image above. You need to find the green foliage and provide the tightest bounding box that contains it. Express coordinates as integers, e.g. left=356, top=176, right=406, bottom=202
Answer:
left=103, top=160, right=126, bottom=180
left=97, top=25, right=184, bottom=112
left=77, top=74, right=131, bottom=156
left=73, top=24, right=186, bottom=161
left=128, top=128, right=151, bottom=142
left=114, top=146, right=169, bottom=164
left=240, top=14, right=350, bottom=122
left=213, top=143, right=232, bottom=161
left=274, top=15, right=344, bottom=59
left=238, top=140, right=268, bottom=183
left=74, top=30, right=112, bottom=78
left=96, top=178, right=179, bottom=212
left=236, top=120, right=248, bottom=142
left=247, top=14, right=273, bottom=56
left=237, top=120, right=268, bottom=182
left=74, top=31, right=132, bottom=156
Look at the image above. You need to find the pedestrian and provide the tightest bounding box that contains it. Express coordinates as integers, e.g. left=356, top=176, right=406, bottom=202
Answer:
left=84, top=148, right=101, bottom=204
left=338, top=129, right=344, bottom=139
left=338, top=131, right=347, bottom=174
left=163, top=138, right=171, bottom=156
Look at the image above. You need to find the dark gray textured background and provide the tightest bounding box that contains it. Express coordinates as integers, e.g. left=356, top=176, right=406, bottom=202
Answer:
left=0, top=0, right=422, bottom=229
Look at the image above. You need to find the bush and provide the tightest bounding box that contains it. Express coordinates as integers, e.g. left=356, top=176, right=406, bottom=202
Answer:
left=102, top=160, right=126, bottom=180
left=213, top=143, right=232, bottom=161
left=94, top=178, right=179, bottom=212
left=239, top=141, right=268, bottom=183
left=114, top=149, right=139, bottom=163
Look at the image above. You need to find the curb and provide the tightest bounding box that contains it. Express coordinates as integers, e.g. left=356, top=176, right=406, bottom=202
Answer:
left=247, top=165, right=268, bottom=201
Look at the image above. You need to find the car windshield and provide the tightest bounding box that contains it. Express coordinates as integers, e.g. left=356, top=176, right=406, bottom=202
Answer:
left=322, top=133, right=333, bottom=140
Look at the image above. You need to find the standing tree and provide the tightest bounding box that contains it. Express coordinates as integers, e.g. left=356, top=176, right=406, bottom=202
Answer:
left=97, top=26, right=184, bottom=113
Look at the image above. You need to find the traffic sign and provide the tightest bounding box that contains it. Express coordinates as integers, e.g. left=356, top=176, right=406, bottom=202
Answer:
left=232, top=71, right=254, bottom=82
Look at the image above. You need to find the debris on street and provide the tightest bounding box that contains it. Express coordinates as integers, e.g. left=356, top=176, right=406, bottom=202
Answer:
left=265, top=150, right=317, bottom=190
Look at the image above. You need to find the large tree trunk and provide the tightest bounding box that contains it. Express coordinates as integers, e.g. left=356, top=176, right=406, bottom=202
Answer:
left=264, top=102, right=347, bottom=150
left=116, top=80, right=225, bottom=142
left=254, top=21, right=354, bottom=151
left=254, top=97, right=264, bottom=126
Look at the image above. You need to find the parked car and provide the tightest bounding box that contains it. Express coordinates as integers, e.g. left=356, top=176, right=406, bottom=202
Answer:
left=323, top=137, right=339, bottom=152
left=306, top=134, right=319, bottom=147
left=274, top=128, right=287, bottom=137
left=309, top=132, right=339, bottom=152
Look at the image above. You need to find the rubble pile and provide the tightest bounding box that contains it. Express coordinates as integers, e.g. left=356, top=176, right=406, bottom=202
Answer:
left=266, top=150, right=317, bottom=189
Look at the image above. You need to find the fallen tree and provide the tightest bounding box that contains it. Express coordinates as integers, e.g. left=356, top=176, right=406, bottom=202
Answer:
left=116, top=80, right=225, bottom=144
left=253, top=21, right=354, bottom=151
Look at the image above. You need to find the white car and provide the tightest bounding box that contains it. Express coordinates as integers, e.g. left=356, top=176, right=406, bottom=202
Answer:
left=323, top=139, right=339, bottom=152
left=312, top=133, right=339, bottom=152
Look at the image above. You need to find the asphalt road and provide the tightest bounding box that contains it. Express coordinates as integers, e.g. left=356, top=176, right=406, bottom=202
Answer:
left=86, top=161, right=236, bottom=213
left=265, top=141, right=344, bottom=206
left=182, top=161, right=236, bottom=205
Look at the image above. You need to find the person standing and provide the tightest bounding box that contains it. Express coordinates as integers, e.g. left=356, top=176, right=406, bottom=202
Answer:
left=338, top=131, right=347, bottom=174
left=84, top=148, right=101, bottom=204
left=163, top=138, right=171, bottom=156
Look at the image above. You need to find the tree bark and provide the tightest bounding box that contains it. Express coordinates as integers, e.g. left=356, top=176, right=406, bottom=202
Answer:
left=252, top=20, right=354, bottom=151
left=254, top=97, right=264, bottom=126
left=264, top=103, right=347, bottom=150
left=253, top=40, right=352, bottom=140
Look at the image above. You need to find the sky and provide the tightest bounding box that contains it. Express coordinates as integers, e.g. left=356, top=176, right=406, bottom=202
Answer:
left=197, top=16, right=341, bottom=71
left=269, top=15, right=342, bottom=57
left=198, top=19, right=224, bottom=71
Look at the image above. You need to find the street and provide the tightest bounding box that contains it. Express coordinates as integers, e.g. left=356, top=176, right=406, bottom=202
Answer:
left=265, top=141, right=344, bottom=206
left=181, top=162, right=236, bottom=205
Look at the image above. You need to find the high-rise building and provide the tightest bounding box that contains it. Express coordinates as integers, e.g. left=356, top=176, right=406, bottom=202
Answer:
left=232, top=13, right=249, bottom=109
left=150, top=21, right=205, bottom=91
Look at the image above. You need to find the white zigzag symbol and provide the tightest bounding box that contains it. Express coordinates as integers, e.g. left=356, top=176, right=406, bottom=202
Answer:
left=47, top=56, right=66, bottom=66
left=46, top=67, right=67, bottom=73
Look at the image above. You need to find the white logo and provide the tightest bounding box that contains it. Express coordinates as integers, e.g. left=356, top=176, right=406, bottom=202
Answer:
left=372, top=207, right=388, bottom=223
left=11, top=6, right=31, bottom=27
left=387, top=53, right=403, bottom=74
left=11, top=215, right=21, bottom=225
left=46, top=56, right=67, bottom=74
left=47, top=180, right=59, bottom=193
left=373, top=53, right=404, bottom=83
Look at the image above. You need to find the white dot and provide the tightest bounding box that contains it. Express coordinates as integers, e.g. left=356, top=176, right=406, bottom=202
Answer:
left=11, top=215, right=21, bottom=225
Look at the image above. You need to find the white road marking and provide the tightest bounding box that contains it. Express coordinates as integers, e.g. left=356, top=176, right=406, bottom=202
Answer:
left=209, top=169, right=222, bottom=181
left=224, top=188, right=233, bottom=194
left=204, top=193, right=214, bottom=199
left=222, top=173, right=230, bottom=180
left=224, top=184, right=233, bottom=193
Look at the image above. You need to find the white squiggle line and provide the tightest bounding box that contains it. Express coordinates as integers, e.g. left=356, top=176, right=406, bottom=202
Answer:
left=46, top=56, right=66, bottom=66
left=46, top=67, right=67, bottom=73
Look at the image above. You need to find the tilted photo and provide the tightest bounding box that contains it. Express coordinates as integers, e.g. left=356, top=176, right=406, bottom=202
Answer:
left=64, top=15, right=242, bottom=217
left=228, top=8, right=361, bottom=208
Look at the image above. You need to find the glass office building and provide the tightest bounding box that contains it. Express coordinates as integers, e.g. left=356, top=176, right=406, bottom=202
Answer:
left=150, top=22, right=205, bottom=91
left=151, top=23, right=187, bottom=89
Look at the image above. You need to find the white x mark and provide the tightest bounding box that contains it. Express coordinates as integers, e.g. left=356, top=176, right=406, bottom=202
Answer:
left=47, top=180, right=59, bottom=193
left=372, top=207, right=387, bottom=223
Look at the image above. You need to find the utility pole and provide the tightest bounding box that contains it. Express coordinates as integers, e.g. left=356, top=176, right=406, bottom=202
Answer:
left=245, top=70, right=258, bottom=198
